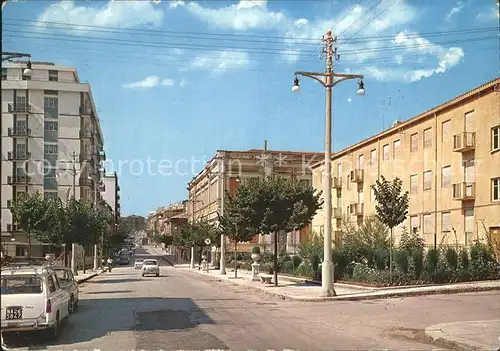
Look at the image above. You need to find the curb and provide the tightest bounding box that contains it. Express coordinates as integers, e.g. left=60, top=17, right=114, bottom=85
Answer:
left=425, top=321, right=500, bottom=351
left=76, top=269, right=105, bottom=285
left=182, top=268, right=500, bottom=302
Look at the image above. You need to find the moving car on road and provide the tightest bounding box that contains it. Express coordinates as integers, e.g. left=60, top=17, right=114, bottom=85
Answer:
left=134, top=259, right=144, bottom=270
left=0, top=264, right=71, bottom=341
left=141, top=259, right=160, bottom=277
left=52, top=266, right=79, bottom=313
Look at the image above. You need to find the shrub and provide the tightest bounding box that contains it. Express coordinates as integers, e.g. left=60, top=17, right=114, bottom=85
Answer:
left=296, top=261, right=314, bottom=278
left=281, top=260, right=295, bottom=274
left=297, top=233, right=323, bottom=262
left=459, top=248, right=469, bottom=270
left=291, top=255, right=302, bottom=270
left=374, top=247, right=388, bottom=270
left=469, top=241, right=499, bottom=280
left=444, top=247, right=458, bottom=270
left=399, top=226, right=425, bottom=255
left=411, top=250, right=424, bottom=280
left=394, top=249, right=410, bottom=274
left=425, top=248, right=440, bottom=275
left=332, top=247, right=349, bottom=279
left=251, top=246, right=261, bottom=254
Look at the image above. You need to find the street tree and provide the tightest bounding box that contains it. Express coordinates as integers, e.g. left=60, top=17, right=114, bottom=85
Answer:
left=372, top=175, right=409, bottom=282
left=225, top=177, right=323, bottom=285
left=8, top=192, right=61, bottom=258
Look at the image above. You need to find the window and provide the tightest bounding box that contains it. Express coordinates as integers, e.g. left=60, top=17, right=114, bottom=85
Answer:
left=393, top=140, right=400, bottom=157
left=441, top=212, right=451, bottom=233
left=358, top=154, right=364, bottom=169
left=0, top=276, right=42, bottom=295
left=493, top=178, right=500, bottom=201
left=22, top=75, right=31, bottom=81
left=48, top=275, right=57, bottom=293
left=410, top=133, right=418, bottom=152
left=44, top=167, right=57, bottom=178
left=44, top=121, right=58, bottom=131
left=383, top=144, right=390, bottom=161
left=423, top=128, right=432, bottom=148
left=44, top=144, right=58, bottom=154
left=423, top=170, right=432, bottom=190
left=370, top=149, right=377, bottom=166
left=48, top=70, right=58, bottom=82
left=442, top=120, right=451, bottom=141
left=410, top=174, right=418, bottom=194
left=410, top=215, right=419, bottom=234
left=492, top=126, right=500, bottom=151
left=15, top=96, right=27, bottom=110
left=44, top=97, right=58, bottom=108
left=423, top=214, right=433, bottom=236
left=441, top=166, right=451, bottom=188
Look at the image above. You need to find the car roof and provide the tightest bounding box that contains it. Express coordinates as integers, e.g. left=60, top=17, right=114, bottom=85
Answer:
left=1, top=265, right=54, bottom=277
left=143, top=259, right=158, bottom=263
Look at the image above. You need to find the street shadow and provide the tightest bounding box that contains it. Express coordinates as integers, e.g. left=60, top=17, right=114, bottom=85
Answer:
left=85, top=290, right=134, bottom=294
left=2, top=297, right=221, bottom=349
left=87, top=278, right=147, bottom=284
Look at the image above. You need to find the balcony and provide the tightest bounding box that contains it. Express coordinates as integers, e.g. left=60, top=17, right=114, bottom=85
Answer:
left=79, top=105, right=91, bottom=115
left=349, top=169, right=364, bottom=183
left=452, top=182, right=476, bottom=201
left=8, top=103, right=32, bottom=114
left=79, top=129, right=92, bottom=139
left=333, top=176, right=342, bottom=189
left=333, top=207, right=342, bottom=219
left=8, top=128, right=31, bottom=137
left=453, top=132, right=476, bottom=152
left=7, top=224, right=19, bottom=232
left=7, top=151, right=31, bottom=161
left=349, top=203, right=364, bottom=216
left=7, top=175, right=30, bottom=185
left=79, top=178, right=93, bottom=187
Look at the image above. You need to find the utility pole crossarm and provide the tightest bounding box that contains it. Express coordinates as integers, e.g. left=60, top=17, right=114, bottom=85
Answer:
left=294, top=71, right=365, bottom=88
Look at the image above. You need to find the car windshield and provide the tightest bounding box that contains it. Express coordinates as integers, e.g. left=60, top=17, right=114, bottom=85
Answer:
left=143, top=260, right=157, bottom=266
left=0, top=275, right=43, bottom=294
left=54, top=269, right=71, bottom=282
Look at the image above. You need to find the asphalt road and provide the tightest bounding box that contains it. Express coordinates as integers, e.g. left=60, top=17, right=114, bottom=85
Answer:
left=4, top=247, right=500, bottom=350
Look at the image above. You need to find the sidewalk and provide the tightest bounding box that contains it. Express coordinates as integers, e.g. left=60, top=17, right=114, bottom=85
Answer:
left=146, top=246, right=500, bottom=302
left=425, top=319, right=500, bottom=351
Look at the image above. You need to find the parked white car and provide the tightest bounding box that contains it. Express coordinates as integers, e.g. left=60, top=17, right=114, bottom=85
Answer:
left=141, top=259, right=160, bottom=277
left=134, top=259, right=144, bottom=270
left=0, top=264, right=71, bottom=340
left=52, top=266, right=79, bottom=313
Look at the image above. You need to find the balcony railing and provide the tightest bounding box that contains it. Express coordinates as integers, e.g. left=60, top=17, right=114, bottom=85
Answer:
left=79, top=178, right=93, bottom=187
left=452, top=182, right=476, bottom=200
left=453, top=132, right=476, bottom=152
left=349, top=203, right=364, bottom=216
left=7, top=224, right=19, bottom=232
left=333, top=176, right=342, bottom=188
left=79, top=129, right=92, bottom=139
left=7, top=151, right=31, bottom=161
left=7, top=175, right=31, bottom=185
left=8, top=103, right=32, bottom=113
left=8, top=128, right=31, bottom=137
left=333, top=207, right=342, bottom=218
left=349, top=169, right=364, bottom=183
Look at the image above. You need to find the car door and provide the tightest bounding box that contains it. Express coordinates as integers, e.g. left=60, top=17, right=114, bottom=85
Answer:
left=49, top=274, right=69, bottom=320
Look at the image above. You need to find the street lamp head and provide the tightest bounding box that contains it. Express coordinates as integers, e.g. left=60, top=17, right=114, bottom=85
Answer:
left=357, top=80, right=365, bottom=96
left=235, top=176, right=241, bottom=183
left=292, top=76, right=300, bottom=92
left=23, top=61, right=33, bottom=76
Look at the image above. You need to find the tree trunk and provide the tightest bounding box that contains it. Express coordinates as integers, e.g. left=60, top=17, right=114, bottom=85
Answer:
left=273, top=232, right=278, bottom=287
left=389, top=227, right=393, bottom=284
left=234, top=241, right=238, bottom=278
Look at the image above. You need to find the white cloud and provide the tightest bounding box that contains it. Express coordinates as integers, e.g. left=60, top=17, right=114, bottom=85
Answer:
left=161, top=78, right=175, bottom=86
left=123, top=76, right=160, bottom=89
left=444, top=2, right=464, bottom=21
left=179, top=78, right=189, bottom=87
left=37, top=0, right=164, bottom=30
left=169, top=0, right=287, bottom=30
left=190, top=50, right=250, bottom=74
left=475, top=5, right=499, bottom=22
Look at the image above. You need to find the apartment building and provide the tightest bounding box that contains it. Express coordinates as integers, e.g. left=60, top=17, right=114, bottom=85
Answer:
left=100, top=172, right=121, bottom=223
left=311, top=78, right=500, bottom=250
left=147, top=201, right=188, bottom=236
left=1, top=61, right=105, bottom=257
left=187, top=147, right=324, bottom=252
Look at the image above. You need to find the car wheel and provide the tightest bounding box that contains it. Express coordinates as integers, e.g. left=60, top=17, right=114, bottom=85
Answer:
left=142, top=273, right=145, bottom=277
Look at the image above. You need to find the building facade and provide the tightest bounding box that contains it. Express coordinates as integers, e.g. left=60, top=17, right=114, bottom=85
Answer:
left=187, top=147, right=324, bottom=252
left=311, top=78, right=500, bottom=250
left=100, top=172, right=121, bottom=222
left=1, top=61, right=105, bottom=257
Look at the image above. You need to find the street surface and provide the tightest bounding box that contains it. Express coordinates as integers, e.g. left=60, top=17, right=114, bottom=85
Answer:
left=4, top=247, right=500, bottom=350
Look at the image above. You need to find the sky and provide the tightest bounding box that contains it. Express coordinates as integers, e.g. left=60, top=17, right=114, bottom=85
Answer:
left=2, top=0, right=498, bottom=217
